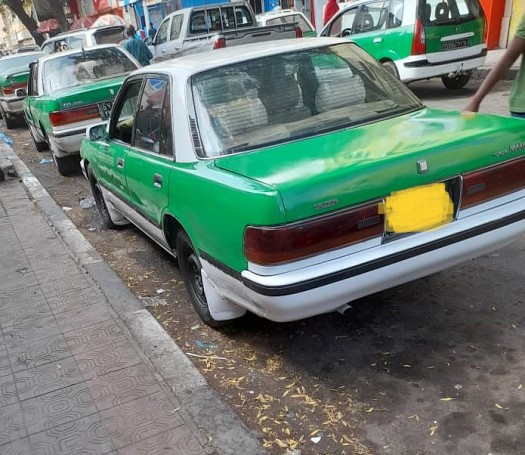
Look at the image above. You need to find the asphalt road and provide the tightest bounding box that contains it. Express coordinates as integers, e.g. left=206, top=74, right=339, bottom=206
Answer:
left=5, top=78, right=525, bottom=455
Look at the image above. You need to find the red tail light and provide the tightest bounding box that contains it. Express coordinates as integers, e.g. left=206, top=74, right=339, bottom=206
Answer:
left=213, top=37, right=226, bottom=49
left=295, top=26, right=303, bottom=38
left=244, top=202, right=384, bottom=265
left=411, top=19, right=426, bottom=55
left=2, top=82, right=25, bottom=96
left=461, top=157, right=525, bottom=209
left=49, top=104, right=100, bottom=127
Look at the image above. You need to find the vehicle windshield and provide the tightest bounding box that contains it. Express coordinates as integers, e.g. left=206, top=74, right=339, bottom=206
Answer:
left=191, top=43, right=423, bottom=157
left=0, top=54, right=42, bottom=73
left=42, top=47, right=138, bottom=93
left=417, top=0, right=483, bottom=24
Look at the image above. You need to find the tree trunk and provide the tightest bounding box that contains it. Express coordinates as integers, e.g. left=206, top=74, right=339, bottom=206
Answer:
left=3, top=0, right=44, bottom=45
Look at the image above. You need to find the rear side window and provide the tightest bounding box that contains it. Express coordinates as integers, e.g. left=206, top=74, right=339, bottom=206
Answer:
left=170, top=15, right=183, bottom=39
left=418, top=0, right=483, bottom=25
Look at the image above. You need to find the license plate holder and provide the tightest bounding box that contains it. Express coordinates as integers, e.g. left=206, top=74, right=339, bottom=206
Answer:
left=442, top=38, right=469, bottom=51
left=98, top=101, right=113, bottom=120
left=384, top=183, right=454, bottom=233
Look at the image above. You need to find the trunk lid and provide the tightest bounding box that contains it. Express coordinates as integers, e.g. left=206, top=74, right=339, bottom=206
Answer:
left=214, top=108, right=525, bottom=222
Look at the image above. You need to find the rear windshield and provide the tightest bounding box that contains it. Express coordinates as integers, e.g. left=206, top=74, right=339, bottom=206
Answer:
left=94, top=27, right=125, bottom=45
left=417, top=0, right=483, bottom=25
left=0, top=54, right=42, bottom=74
left=191, top=43, right=422, bottom=158
left=42, top=47, right=138, bottom=93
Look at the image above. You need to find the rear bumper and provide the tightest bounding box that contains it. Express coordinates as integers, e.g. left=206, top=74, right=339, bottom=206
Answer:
left=398, top=50, right=487, bottom=83
left=49, top=128, right=86, bottom=157
left=0, top=97, right=25, bottom=116
left=203, top=192, right=525, bottom=322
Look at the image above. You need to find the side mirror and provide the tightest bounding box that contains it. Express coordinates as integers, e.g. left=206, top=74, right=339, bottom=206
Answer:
left=87, top=123, right=108, bottom=142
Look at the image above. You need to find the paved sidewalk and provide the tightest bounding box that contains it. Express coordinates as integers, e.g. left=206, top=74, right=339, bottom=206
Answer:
left=0, top=146, right=265, bottom=454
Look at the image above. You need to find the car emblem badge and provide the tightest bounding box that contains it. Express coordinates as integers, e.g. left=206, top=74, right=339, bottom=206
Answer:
left=417, top=160, right=428, bottom=174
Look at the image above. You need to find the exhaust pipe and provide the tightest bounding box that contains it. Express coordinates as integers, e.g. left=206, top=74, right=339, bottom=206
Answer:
left=336, top=304, right=353, bottom=316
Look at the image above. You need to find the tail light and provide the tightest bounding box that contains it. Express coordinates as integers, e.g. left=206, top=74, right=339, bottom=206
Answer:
left=461, top=157, right=525, bottom=209
left=244, top=202, right=384, bottom=265
left=2, top=82, right=26, bottom=96
left=295, top=26, right=303, bottom=38
left=411, top=19, right=426, bottom=55
left=213, top=37, right=226, bottom=49
left=49, top=104, right=100, bottom=127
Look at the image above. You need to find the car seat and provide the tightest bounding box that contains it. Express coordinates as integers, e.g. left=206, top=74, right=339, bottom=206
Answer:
left=435, top=2, right=449, bottom=22
left=315, top=71, right=366, bottom=113
left=356, top=12, right=374, bottom=33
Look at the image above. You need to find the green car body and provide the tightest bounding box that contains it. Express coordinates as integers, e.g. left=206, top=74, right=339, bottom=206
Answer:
left=321, top=0, right=486, bottom=88
left=0, top=52, right=44, bottom=129
left=23, top=44, right=140, bottom=175
left=80, top=38, right=525, bottom=327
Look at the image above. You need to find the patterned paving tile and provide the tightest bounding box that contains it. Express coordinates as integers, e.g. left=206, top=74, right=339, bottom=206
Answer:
left=74, top=339, right=142, bottom=381
left=117, top=426, right=207, bottom=455
left=28, top=413, right=115, bottom=455
left=0, top=349, right=12, bottom=378
left=21, top=383, right=98, bottom=435
left=0, top=372, right=19, bottom=407
left=3, top=315, right=63, bottom=346
left=15, top=357, right=84, bottom=401
left=64, top=319, right=127, bottom=352
left=0, top=298, right=51, bottom=328
left=0, top=270, right=39, bottom=295
left=87, top=364, right=162, bottom=412
left=47, top=287, right=107, bottom=315
left=7, top=333, right=71, bottom=372
left=0, top=436, right=31, bottom=455
left=0, top=402, right=27, bottom=446
left=55, top=302, right=115, bottom=334
left=100, top=391, right=184, bottom=449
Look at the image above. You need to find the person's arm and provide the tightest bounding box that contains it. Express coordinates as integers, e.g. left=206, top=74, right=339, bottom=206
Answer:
left=465, top=36, right=525, bottom=112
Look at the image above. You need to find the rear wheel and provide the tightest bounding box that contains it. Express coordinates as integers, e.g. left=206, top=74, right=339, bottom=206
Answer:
left=0, top=106, right=17, bottom=129
left=382, top=60, right=399, bottom=79
left=28, top=124, right=48, bottom=152
left=88, top=166, right=118, bottom=229
left=53, top=153, right=78, bottom=176
left=441, top=72, right=471, bottom=90
left=177, top=231, right=225, bottom=328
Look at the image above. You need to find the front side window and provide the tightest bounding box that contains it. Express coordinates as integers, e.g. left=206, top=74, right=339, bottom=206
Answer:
left=156, top=19, right=170, bottom=44
left=191, top=43, right=422, bottom=158
left=134, top=78, right=168, bottom=153
left=328, top=8, right=358, bottom=37
left=42, top=47, right=139, bottom=93
left=109, top=79, right=142, bottom=144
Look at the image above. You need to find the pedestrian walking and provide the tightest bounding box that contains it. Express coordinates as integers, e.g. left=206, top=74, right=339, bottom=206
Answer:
left=465, top=12, right=525, bottom=117
left=148, top=22, right=157, bottom=39
left=122, top=24, right=153, bottom=66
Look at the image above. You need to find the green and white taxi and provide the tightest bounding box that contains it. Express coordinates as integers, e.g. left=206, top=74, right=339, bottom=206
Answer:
left=23, top=45, right=140, bottom=175
left=0, top=52, right=44, bottom=129
left=321, top=0, right=487, bottom=89
left=80, top=38, right=525, bottom=327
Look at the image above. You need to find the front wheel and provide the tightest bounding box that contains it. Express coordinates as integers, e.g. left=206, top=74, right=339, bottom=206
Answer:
left=88, top=166, right=118, bottom=229
left=441, top=72, right=471, bottom=90
left=177, top=231, right=225, bottom=328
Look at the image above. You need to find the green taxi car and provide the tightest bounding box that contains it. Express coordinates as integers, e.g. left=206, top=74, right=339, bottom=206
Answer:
left=321, top=0, right=486, bottom=88
left=81, top=38, right=525, bottom=327
left=0, top=52, right=44, bottom=129
left=23, top=44, right=139, bottom=175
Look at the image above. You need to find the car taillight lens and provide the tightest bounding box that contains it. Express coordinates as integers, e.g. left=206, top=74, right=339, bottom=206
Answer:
left=213, top=37, right=226, bottom=49
left=461, top=157, right=525, bottom=209
left=295, top=26, right=303, bottom=38
left=49, top=104, right=100, bottom=127
left=2, top=82, right=25, bottom=96
left=2, top=86, right=14, bottom=95
left=244, top=202, right=384, bottom=265
left=411, top=19, right=426, bottom=55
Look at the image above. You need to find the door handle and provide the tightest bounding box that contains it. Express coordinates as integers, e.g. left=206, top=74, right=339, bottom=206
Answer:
left=161, top=49, right=166, bottom=53
left=153, top=173, right=163, bottom=188
left=373, top=37, right=382, bottom=44
left=117, top=157, right=124, bottom=168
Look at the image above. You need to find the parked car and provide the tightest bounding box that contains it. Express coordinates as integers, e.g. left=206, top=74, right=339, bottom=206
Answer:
left=146, top=2, right=300, bottom=63
left=320, top=0, right=487, bottom=89
left=23, top=44, right=139, bottom=175
left=0, top=52, right=44, bottom=129
left=80, top=38, right=525, bottom=327
left=40, top=26, right=125, bottom=54
left=257, top=9, right=316, bottom=37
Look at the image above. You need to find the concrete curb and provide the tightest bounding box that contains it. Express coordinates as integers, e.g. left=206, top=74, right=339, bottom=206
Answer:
left=0, top=142, right=15, bottom=181
left=3, top=141, right=266, bottom=455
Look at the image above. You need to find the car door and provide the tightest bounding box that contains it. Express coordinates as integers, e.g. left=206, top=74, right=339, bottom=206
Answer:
left=322, top=6, right=358, bottom=38
left=152, top=17, right=172, bottom=61
left=350, top=1, right=388, bottom=58
left=99, top=77, right=144, bottom=204
left=23, top=62, right=37, bottom=129
left=124, top=77, right=172, bottom=244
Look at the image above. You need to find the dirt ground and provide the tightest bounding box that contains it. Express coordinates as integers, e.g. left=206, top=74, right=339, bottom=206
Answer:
left=7, top=81, right=525, bottom=455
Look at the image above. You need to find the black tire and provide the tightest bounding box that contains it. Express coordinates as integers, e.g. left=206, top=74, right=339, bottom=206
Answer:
left=87, top=166, right=118, bottom=229
left=28, top=124, right=48, bottom=152
left=382, top=60, right=400, bottom=79
left=54, top=154, right=79, bottom=176
left=177, top=231, right=225, bottom=328
left=441, top=72, right=471, bottom=90
left=0, top=106, right=17, bottom=129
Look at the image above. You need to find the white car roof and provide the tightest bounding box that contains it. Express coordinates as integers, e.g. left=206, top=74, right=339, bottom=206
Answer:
left=37, top=44, right=128, bottom=64
left=135, top=37, right=350, bottom=78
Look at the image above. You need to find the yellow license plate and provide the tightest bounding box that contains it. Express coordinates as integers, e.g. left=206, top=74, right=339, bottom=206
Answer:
left=384, top=183, right=454, bottom=233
